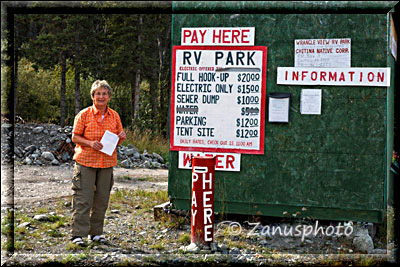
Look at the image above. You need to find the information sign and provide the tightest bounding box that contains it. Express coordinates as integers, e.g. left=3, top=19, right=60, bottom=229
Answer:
left=277, top=67, right=391, bottom=87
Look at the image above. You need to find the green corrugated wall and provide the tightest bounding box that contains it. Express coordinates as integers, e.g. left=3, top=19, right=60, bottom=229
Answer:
left=168, top=1, right=397, bottom=223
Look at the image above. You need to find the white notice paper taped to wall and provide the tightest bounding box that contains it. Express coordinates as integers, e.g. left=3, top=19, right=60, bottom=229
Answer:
left=300, top=89, right=322, bottom=115
left=100, top=130, right=119, bottom=156
left=268, top=97, right=290, bottom=123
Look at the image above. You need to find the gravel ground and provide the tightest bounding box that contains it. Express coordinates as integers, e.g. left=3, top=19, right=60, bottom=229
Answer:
left=1, top=164, right=394, bottom=266
left=11, top=163, right=168, bottom=204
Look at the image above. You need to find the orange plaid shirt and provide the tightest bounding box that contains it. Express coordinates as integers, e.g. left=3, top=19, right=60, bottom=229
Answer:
left=72, top=105, right=124, bottom=168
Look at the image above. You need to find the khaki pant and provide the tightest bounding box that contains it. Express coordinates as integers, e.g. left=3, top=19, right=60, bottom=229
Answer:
left=71, top=162, right=114, bottom=237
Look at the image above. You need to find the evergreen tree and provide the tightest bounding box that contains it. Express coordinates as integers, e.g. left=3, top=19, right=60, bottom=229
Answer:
left=23, top=14, right=72, bottom=127
left=14, top=13, right=172, bottom=134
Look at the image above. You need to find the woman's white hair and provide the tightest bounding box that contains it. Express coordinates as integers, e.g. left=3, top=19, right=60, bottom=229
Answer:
left=91, top=80, right=112, bottom=97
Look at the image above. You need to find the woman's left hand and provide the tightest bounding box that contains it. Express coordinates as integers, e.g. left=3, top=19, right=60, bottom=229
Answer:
left=118, top=131, right=126, bottom=140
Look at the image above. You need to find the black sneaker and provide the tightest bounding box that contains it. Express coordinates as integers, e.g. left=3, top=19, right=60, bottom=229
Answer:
left=71, top=236, right=85, bottom=246
left=89, top=235, right=107, bottom=244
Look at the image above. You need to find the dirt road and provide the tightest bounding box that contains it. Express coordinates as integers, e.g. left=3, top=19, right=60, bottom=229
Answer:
left=10, top=164, right=168, bottom=204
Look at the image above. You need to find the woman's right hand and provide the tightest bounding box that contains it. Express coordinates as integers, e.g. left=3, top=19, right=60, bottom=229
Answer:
left=90, top=140, right=103, bottom=151
left=72, top=133, right=103, bottom=150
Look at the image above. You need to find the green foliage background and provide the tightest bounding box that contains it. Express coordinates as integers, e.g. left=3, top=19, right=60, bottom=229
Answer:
left=13, top=14, right=171, bottom=136
left=17, top=58, right=92, bottom=125
left=10, top=13, right=172, bottom=160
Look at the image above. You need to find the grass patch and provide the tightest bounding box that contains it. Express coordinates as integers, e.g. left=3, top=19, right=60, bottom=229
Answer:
left=160, top=215, right=188, bottom=230
left=114, top=176, right=165, bottom=183
left=118, top=175, right=132, bottom=180
left=121, top=129, right=169, bottom=164
left=149, top=241, right=165, bottom=251
left=138, top=236, right=150, bottom=247
left=138, top=177, right=166, bottom=182
left=228, top=240, right=247, bottom=250
left=36, top=207, right=50, bottom=214
left=11, top=188, right=175, bottom=255
left=11, top=200, right=72, bottom=252
left=66, top=243, right=82, bottom=252
left=47, top=229, right=64, bottom=237
left=109, top=203, right=122, bottom=211
left=178, top=233, right=191, bottom=245
left=110, top=188, right=168, bottom=210
left=14, top=241, right=27, bottom=250
left=50, top=217, right=67, bottom=229
left=61, top=253, right=82, bottom=264
left=1, top=210, right=15, bottom=236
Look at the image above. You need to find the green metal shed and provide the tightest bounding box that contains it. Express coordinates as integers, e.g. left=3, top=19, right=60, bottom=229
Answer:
left=168, top=1, right=398, bottom=223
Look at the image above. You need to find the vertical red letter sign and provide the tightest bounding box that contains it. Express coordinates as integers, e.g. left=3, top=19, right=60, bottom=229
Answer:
left=191, top=156, right=216, bottom=246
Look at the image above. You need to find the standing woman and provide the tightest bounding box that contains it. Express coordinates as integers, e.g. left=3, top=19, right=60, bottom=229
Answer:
left=70, top=80, right=126, bottom=246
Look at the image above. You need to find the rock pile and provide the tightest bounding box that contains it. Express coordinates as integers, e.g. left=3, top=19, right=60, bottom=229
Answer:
left=117, top=145, right=167, bottom=169
left=14, top=123, right=167, bottom=169
left=14, top=123, right=74, bottom=166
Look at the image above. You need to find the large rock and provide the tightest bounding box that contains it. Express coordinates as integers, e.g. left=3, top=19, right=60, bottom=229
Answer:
left=144, top=160, right=152, bottom=169
left=125, top=148, right=137, bottom=157
left=352, top=227, right=374, bottom=253
left=181, top=243, right=200, bottom=253
left=23, top=157, right=32, bottom=165
left=17, top=222, right=31, bottom=228
left=120, top=159, right=132, bottom=168
left=61, top=152, right=70, bottom=161
left=152, top=162, right=162, bottom=168
left=24, top=144, right=37, bottom=153
left=152, top=153, right=164, bottom=163
left=15, top=147, right=23, bottom=158
left=41, top=151, right=55, bottom=161
left=32, top=126, right=44, bottom=134
left=33, top=214, right=50, bottom=221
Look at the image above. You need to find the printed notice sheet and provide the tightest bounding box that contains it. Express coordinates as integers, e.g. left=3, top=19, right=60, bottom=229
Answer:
left=100, top=130, right=119, bottom=156
left=294, top=38, right=351, bottom=67
left=268, top=97, right=290, bottom=123
left=300, top=89, right=322, bottom=115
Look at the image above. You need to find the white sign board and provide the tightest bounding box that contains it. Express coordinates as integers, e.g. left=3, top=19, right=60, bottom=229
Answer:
left=300, top=89, right=322, bottom=115
left=170, top=46, right=267, bottom=154
left=277, top=67, right=391, bottom=87
left=295, top=38, right=351, bottom=67
left=181, top=27, right=255, bottom=46
left=178, top=151, right=241, bottom=172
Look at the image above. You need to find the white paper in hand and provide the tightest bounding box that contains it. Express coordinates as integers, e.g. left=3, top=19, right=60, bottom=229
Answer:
left=100, top=130, right=119, bottom=156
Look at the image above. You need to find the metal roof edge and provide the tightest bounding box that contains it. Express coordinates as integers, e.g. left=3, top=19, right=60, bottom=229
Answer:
left=172, top=1, right=398, bottom=14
